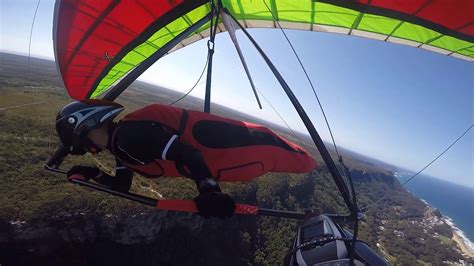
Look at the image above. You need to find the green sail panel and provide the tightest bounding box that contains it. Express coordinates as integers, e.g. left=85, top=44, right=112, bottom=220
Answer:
left=91, top=0, right=473, bottom=98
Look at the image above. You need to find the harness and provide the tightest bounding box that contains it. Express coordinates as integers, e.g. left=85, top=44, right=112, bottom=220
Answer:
left=110, top=104, right=317, bottom=181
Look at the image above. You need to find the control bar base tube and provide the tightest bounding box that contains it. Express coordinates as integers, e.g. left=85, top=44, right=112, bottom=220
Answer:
left=68, top=175, right=306, bottom=219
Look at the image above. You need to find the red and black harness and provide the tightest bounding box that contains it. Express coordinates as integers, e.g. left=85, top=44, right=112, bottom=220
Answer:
left=110, top=104, right=317, bottom=182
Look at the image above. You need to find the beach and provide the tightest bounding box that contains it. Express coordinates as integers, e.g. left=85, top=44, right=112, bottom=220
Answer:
left=396, top=172, right=474, bottom=259
left=453, top=232, right=474, bottom=258
left=444, top=217, right=474, bottom=258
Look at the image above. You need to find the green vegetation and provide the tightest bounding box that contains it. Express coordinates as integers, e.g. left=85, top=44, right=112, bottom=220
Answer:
left=0, top=53, right=469, bottom=265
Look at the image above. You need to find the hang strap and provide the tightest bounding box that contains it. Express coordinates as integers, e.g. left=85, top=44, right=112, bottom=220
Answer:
left=178, top=109, right=188, bottom=135
left=204, top=0, right=221, bottom=113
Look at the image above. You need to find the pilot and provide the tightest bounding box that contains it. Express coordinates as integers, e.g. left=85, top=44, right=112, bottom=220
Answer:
left=55, top=100, right=317, bottom=219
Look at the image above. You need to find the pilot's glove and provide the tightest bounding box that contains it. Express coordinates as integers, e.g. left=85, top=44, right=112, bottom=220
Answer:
left=67, top=165, right=101, bottom=180
left=194, top=178, right=235, bottom=219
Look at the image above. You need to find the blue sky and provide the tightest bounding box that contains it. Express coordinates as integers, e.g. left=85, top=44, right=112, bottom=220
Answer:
left=1, top=0, right=473, bottom=188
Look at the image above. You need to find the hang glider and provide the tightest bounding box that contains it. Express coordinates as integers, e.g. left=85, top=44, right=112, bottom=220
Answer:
left=48, top=3, right=472, bottom=263
left=53, top=0, right=474, bottom=100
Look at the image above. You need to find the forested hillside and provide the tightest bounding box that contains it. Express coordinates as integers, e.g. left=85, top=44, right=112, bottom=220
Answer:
left=0, top=53, right=469, bottom=265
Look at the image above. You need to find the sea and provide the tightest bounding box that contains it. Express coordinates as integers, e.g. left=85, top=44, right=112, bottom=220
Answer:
left=395, top=172, right=474, bottom=252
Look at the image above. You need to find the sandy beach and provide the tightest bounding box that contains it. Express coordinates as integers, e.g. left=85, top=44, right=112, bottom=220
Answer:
left=452, top=231, right=474, bottom=258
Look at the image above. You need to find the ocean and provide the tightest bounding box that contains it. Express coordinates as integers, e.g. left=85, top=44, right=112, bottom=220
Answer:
left=396, top=173, right=474, bottom=249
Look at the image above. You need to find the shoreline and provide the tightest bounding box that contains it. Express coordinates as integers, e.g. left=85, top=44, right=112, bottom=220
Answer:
left=443, top=216, right=474, bottom=258
left=453, top=233, right=474, bottom=258
left=394, top=172, right=474, bottom=258
left=417, top=197, right=474, bottom=258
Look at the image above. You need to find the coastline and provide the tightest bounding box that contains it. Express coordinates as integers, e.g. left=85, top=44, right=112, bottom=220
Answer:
left=418, top=197, right=474, bottom=259
left=444, top=216, right=474, bottom=258
left=394, top=172, right=474, bottom=258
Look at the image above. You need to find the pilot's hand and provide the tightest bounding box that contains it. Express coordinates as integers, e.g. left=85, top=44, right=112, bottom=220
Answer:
left=194, top=191, right=235, bottom=219
left=67, top=165, right=100, bottom=180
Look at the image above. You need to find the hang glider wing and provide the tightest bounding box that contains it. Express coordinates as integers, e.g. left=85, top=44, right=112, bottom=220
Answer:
left=54, top=0, right=474, bottom=100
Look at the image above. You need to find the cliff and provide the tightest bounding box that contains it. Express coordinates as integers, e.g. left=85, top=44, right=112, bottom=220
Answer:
left=1, top=211, right=256, bottom=266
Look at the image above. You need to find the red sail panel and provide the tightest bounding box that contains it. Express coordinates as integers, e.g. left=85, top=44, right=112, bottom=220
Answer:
left=360, top=0, right=474, bottom=35
left=55, top=0, right=182, bottom=99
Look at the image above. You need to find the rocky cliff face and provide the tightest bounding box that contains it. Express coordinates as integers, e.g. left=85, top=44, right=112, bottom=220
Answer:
left=1, top=210, right=257, bottom=266
left=350, top=168, right=400, bottom=189
left=1, top=167, right=469, bottom=266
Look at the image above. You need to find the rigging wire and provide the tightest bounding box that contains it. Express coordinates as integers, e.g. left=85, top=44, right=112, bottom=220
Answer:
left=25, top=0, right=58, bottom=176
left=261, top=0, right=356, bottom=196
left=27, top=0, right=57, bottom=155
left=28, top=0, right=41, bottom=121
left=360, top=124, right=473, bottom=212
left=27, top=0, right=58, bottom=156
left=169, top=0, right=219, bottom=108
left=262, top=0, right=342, bottom=159
left=257, top=89, right=303, bottom=144
left=399, top=125, right=473, bottom=187
left=168, top=52, right=210, bottom=106
left=261, top=0, right=357, bottom=207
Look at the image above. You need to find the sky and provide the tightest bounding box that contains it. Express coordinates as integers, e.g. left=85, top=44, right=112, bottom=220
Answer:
left=1, top=0, right=473, bottom=188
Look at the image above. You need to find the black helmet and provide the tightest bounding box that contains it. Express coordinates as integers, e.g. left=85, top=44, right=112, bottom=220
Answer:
left=56, top=99, right=124, bottom=155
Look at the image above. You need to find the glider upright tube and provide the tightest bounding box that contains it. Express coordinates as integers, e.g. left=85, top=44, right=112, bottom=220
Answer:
left=44, top=145, right=69, bottom=174
left=221, top=10, right=262, bottom=109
